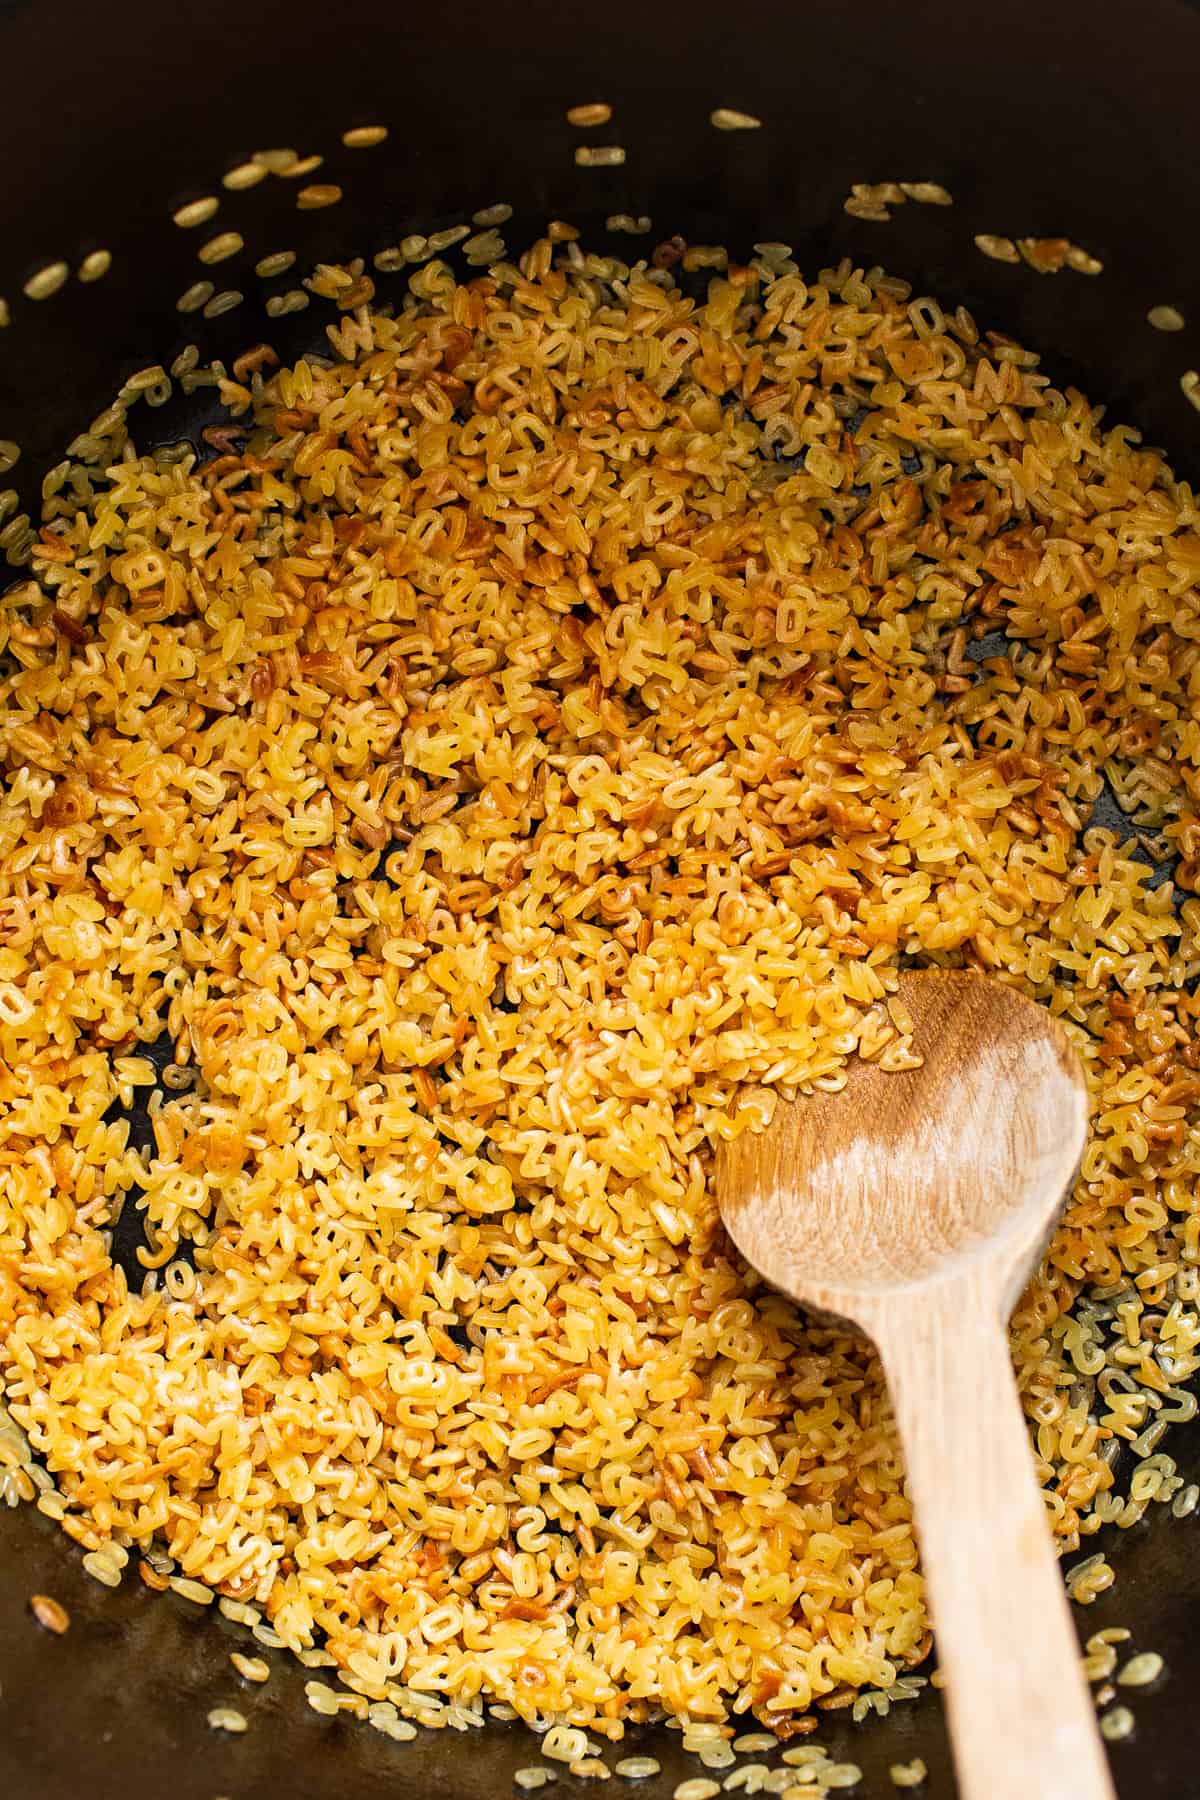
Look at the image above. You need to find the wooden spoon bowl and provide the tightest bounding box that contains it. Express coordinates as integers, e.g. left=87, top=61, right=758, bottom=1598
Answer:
left=718, top=970, right=1115, bottom=1800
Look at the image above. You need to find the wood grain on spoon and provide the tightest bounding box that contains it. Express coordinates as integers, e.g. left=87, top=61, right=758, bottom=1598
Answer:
left=717, top=970, right=1116, bottom=1800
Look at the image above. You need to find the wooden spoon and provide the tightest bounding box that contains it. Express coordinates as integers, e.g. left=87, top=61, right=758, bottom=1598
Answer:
left=717, top=969, right=1115, bottom=1800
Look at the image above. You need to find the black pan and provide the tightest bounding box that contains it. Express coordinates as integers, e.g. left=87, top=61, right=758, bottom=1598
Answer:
left=1, top=0, right=1199, bottom=1793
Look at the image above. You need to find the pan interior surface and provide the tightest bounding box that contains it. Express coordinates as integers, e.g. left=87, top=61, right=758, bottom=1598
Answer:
left=2, top=1, right=1200, bottom=1797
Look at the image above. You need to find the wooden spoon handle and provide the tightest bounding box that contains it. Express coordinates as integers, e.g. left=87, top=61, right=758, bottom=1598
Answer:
left=872, top=1277, right=1117, bottom=1800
